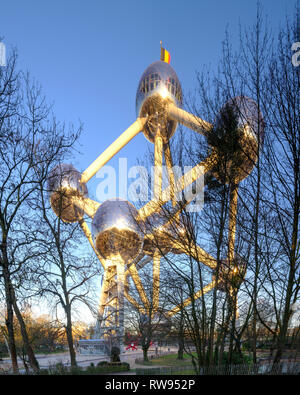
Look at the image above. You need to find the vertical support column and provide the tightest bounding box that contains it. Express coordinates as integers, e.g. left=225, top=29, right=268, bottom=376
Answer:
left=95, top=269, right=110, bottom=337
left=97, top=259, right=126, bottom=353
left=152, top=249, right=161, bottom=316
left=154, top=129, right=164, bottom=201
left=235, top=299, right=240, bottom=328
left=98, top=263, right=118, bottom=339
left=164, top=142, right=177, bottom=210
left=227, top=183, right=239, bottom=333
left=116, top=260, right=125, bottom=353
left=228, top=183, right=239, bottom=265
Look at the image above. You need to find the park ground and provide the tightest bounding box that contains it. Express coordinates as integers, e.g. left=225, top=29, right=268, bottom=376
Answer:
left=0, top=345, right=177, bottom=373
left=1, top=347, right=300, bottom=375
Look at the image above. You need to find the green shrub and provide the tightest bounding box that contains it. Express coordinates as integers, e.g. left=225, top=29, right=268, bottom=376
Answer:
left=97, top=361, right=108, bottom=366
left=69, top=366, right=83, bottom=375
left=85, top=365, right=97, bottom=374
left=121, top=362, right=130, bottom=370
left=35, top=360, right=130, bottom=375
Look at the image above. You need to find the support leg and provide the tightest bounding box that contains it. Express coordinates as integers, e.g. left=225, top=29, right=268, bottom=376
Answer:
left=152, top=249, right=161, bottom=316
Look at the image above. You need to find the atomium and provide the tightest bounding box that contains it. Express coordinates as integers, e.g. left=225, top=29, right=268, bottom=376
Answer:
left=48, top=163, right=88, bottom=223
left=47, top=50, right=263, bottom=353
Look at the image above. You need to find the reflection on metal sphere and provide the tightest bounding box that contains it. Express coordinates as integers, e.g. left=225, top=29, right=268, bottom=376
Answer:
left=48, top=163, right=88, bottom=223
left=136, top=60, right=182, bottom=143
left=92, top=199, right=144, bottom=262
left=210, top=96, right=264, bottom=183
left=212, top=255, right=247, bottom=292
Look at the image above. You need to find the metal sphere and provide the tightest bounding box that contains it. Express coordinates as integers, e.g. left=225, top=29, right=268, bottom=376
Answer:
left=91, top=199, right=144, bottom=262
left=136, top=60, right=183, bottom=143
left=212, top=255, right=247, bottom=292
left=48, top=163, right=88, bottom=223
left=210, top=96, right=264, bottom=183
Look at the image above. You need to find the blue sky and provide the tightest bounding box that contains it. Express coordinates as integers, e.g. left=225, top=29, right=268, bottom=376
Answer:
left=0, top=0, right=296, bottom=202
left=0, top=0, right=296, bottom=321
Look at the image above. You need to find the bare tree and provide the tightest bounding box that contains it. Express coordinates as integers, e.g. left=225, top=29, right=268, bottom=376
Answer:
left=0, top=47, right=82, bottom=372
left=263, top=7, right=300, bottom=365
left=26, top=182, right=100, bottom=367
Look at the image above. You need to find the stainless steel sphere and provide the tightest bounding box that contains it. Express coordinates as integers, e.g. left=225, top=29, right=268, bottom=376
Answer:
left=48, top=163, right=88, bottom=223
left=91, top=199, right=144, bottom=262
left=210, top=96, right=264, bottom=183
left=136, top=60, right=182, bottom=143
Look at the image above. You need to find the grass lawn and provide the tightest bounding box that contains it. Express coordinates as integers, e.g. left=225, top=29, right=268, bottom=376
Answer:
left=142, top=353, right=195, bottom=367
left=135, top=354, right=196, bottom=375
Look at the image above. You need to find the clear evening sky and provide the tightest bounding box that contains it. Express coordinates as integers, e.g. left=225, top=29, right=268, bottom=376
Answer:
left=0, top=0, right=296, bottom=202
left=0, top=0, right=296, bottom=322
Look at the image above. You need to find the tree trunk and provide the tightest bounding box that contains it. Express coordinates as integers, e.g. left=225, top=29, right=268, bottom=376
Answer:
left=142, top=345, right=149, bottom=362
left=2, top=263, right=18, bottom=373
left=177, top=310, right=185, bottom=360
left=4, top=305, right=18, bottom=373
left=65, top=306, right=77, bottom=367
left=11, top=291, right=40, bottom=373
left=177, top=335, right=184, bottom=360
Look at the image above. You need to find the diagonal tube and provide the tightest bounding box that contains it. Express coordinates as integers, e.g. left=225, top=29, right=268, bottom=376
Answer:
left=167, top=103, right=213, bottom=136
left=138, top=154, right=215, bottom=221
left=81, top=117, right=148, bottom=183
left=167, top=280, right=216, bottom=317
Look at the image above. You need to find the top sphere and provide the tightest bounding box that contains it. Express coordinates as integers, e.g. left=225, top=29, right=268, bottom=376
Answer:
left=136, top=60, right=182, bottom=143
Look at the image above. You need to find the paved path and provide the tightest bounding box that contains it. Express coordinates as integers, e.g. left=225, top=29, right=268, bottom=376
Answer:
left=0, top=347, right=177, bottom=373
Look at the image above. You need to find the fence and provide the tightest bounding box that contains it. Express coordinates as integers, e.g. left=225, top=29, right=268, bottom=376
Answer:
left=136, top=361, right=300, bottom=375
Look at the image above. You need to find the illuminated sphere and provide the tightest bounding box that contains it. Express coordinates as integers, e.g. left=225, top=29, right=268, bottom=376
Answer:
left=210, top=96, right=264, bottom=183
left=48, top=163, right=88, bottom=223
left=212, top=255, right=247, bottom=292
left=136, top=60, right=183, bottom=143
left=91, top=199, right=144, bottom=262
